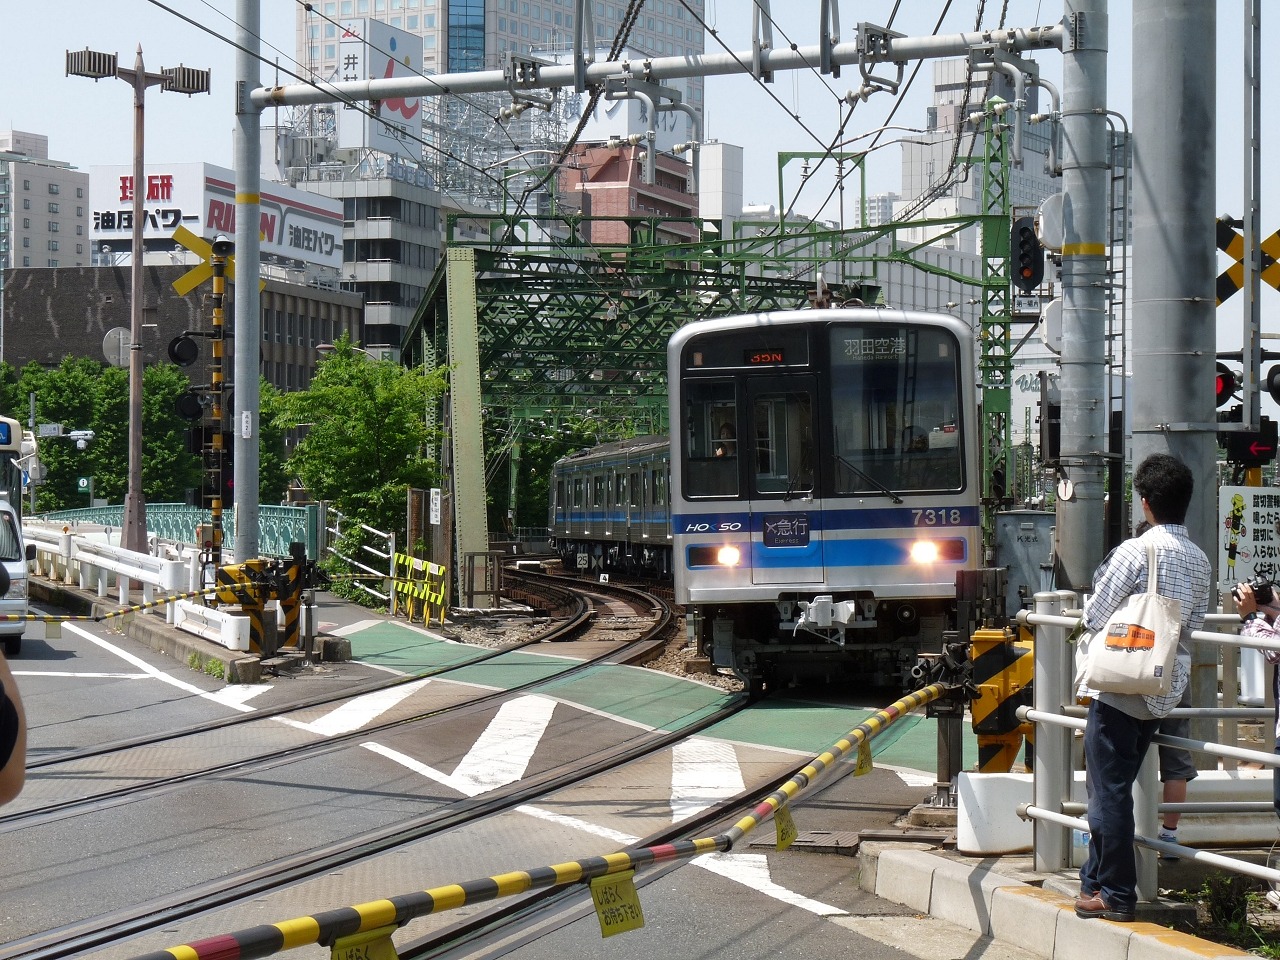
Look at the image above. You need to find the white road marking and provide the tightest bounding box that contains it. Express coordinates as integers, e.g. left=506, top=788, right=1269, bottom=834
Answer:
left=11, top=671, right=150, bottom=679
left=276, top=678, right=434, bottom=736
left=361, top=695, right=556, bottom=795
left=451, top=696, right=556, bottom=791
left=366, top=728, right=845, bottom=917
left=670, top=737, right=744, bottom=821
left=693, top=852, right=846, bottom=915
left=62, top=622, right=270, bottom=712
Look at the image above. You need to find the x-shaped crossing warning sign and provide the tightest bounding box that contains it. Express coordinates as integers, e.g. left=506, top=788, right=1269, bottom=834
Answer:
left=1216, top=218, right=1280, bottom=306
left=170, top=226, right=264, bottom=295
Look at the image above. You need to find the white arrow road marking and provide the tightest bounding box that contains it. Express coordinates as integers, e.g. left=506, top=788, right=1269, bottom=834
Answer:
left=693, top=852, right=846, bottom=915
left=277, top=677, right=434, bottom=736
left=368, top=726, right=843, bottom=916
left=670, top=737, right=744, bottom=821
left=63, top=622, right=271, bottom=712
left=363, top=694, right=556, bottom=795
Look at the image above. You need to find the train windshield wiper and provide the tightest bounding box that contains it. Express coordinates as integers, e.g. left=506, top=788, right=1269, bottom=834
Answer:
left=833, top=454, right=903, bottom=504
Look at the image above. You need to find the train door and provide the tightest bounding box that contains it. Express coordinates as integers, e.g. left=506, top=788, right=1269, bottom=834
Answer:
left=746, top=375, right=823, bottom=585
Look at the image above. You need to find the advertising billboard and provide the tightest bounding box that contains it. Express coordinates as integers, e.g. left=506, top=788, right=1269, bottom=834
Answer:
left=90, top=163, right=344, bottom=271
left=337, top=18, right=423, bottom=161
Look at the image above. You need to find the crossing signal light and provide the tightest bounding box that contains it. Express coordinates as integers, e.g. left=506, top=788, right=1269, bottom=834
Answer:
left=1267, top=367, right=1280, bottom=405
left=1216, top=362, right=1237, bottom=407
left=1012, top=216, right=1044, bottom=293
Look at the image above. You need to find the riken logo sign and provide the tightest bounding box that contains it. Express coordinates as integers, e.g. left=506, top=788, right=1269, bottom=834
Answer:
left=90, top=162, right=343, bottom=270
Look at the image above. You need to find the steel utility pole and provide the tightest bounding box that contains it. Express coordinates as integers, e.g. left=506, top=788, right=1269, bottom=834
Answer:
left=66, top=46, right=210, bottom=554
left=233, top=0, right=262, bottom=562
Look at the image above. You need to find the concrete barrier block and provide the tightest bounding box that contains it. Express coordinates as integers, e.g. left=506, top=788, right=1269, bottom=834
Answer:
left=1125, top=924, right=1254, bottom=960
left=872, top=847, right=941, bottom=912
left=1053, top=907, right=1135, bottom=960
left=990, top=885, right=1074, bottom=958
left=927, top=855, right=1027, bottom=934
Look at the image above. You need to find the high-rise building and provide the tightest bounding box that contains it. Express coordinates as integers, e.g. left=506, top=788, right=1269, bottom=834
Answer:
left=0, top=131, right=90, bottom=273
left=0, top=131, right=91, bottom=366
left=295, top=0, right=705, bottom=112
left=899, top=59, right=1055, bottom=253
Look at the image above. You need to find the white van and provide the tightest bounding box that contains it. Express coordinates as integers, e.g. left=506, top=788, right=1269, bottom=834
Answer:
left=0, top=499, right=34, bottom=657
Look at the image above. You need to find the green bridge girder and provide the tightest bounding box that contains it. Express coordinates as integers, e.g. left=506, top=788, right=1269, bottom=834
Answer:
left=403, top=214, right=885, bottom=434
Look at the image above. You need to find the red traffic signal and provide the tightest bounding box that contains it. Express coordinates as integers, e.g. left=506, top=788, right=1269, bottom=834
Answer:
left=1216, top=362, right=1237, bottom=407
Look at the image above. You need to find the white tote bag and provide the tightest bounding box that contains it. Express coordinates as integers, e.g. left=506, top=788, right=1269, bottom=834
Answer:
left=1075, top=542, right=1182, bottom=699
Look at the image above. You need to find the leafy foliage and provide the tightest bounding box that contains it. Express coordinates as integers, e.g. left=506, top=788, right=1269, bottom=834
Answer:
left=268, top=334, right=447, bottom=535
left=0, top=357, right=203, bottom=511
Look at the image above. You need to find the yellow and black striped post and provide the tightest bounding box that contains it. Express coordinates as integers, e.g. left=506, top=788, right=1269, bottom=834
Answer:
left=969, top=624, right=1035, bottom=772
left=216, top=559, right=274, bottom=655
left=208, top=245, right=228, bottom=567
left=277, top=544, right=306, bottom=649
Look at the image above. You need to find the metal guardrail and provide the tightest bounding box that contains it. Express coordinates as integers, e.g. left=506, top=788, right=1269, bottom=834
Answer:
left=37, top=503, right=320, bottom=558
left=1017, top=592, right=1280, bottom=905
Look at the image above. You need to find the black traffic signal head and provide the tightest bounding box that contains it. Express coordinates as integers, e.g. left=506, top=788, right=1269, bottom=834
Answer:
left=168, top=335, right=199, bottom=367
left=1266, top=367, right=1280, bottom=405
left=1216, top=362, right=1238, bottom=407
left=1012, top=216, right=1044, bottom=293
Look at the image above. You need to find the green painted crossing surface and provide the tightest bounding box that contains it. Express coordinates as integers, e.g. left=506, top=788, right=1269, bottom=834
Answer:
left=348, top=621, right=980, bottom=772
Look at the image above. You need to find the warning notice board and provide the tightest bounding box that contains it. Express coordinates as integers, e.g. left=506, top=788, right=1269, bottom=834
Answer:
left=1218, top=485, right=1280, bottom=587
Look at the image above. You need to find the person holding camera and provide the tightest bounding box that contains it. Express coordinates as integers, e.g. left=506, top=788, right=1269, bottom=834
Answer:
left=1232, top=580, right=1280, bottom=820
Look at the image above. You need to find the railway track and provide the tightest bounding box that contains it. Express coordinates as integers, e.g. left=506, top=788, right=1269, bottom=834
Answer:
left=2, top=577, right=709, bottom=959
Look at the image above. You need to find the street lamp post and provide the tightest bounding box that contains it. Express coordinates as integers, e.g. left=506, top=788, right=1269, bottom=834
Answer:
left=66, top=46, right=210, bottom=554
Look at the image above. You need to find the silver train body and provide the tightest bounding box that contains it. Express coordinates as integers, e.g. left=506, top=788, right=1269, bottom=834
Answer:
left=549, top=435, right=674, bottom=579
left=552, top=308, right=981, bottom=691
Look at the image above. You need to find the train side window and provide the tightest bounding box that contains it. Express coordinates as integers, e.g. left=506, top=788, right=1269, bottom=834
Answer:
left=629, top=471, right=640, bottom=508
left=555, top=479, right=565, bottom=517
left=593, top=475, right=605, bottom=508
left=683, top=379, right=739, bottom=498
left=573, top=477, right=583, bottom=508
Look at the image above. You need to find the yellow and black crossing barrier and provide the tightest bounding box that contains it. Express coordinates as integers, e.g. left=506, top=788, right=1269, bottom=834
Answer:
left=127, top=683, right=946, bottom=960
left=969, top=623, right=1035, bottom=773
left=390, top=553, right=448, bottom=626
left=0, top=586, right=222, bottom=639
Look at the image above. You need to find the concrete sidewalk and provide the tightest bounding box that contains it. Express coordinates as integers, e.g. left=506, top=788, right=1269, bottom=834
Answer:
left=855, top=841, right=1254, bottom=960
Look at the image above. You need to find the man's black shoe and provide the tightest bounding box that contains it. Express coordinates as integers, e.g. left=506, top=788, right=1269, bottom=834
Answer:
left=1075, top=893, right=1136, bottom=922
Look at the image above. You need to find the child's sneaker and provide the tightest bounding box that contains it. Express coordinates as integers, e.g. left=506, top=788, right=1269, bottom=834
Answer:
left=1158, top=830, right=1180, bottom=861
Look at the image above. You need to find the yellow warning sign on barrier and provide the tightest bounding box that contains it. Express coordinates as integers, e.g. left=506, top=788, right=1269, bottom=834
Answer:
left=590, top=870, right=645, bottom=938
left=330, top=924, right=398, bottom=960
left=774, top=804, right=798, bottom=850
left=855, top=739, right=874, bottom=776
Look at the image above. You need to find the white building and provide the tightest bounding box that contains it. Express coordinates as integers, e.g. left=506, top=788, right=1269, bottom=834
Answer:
left=0, top=131, right=90, bottom=272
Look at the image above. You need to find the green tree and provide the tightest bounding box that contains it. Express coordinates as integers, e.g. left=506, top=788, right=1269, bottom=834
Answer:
left=269, top=335, right=446, bottom=535
left=11, top=357, right=203, bottom=512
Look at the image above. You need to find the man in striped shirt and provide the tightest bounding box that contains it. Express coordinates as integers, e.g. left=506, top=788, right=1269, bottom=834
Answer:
left=1075, top=454, right=1211, bottom=922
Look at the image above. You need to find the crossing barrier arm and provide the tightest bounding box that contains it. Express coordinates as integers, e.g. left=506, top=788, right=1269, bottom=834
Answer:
left=127, top=684, right=949, bottom=959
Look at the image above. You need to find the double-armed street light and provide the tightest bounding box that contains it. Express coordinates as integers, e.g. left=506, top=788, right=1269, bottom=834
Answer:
left=66, top=46, right=210, bottom=554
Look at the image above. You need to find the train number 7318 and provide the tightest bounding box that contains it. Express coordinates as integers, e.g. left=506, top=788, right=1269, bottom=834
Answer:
left=912, top=508, right=962, bottom=526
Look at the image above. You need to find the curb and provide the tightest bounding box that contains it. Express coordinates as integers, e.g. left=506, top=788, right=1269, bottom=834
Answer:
left=31, top=580, right=262, bottom=683
left=856, top=843, right=1251, bottom=960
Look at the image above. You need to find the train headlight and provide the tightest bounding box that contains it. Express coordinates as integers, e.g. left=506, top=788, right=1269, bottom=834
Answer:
left=717, top=545, right=742, bottom=566
left=909, top=540, right=940, bottom=564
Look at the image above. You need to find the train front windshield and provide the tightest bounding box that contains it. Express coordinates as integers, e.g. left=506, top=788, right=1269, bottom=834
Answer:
left=681, top=320, right=964, bottom=498
left=829, top=324, right=963, bottom=494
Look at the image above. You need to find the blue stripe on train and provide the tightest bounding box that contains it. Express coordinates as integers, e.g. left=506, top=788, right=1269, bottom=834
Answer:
left=672, top=504, right=979, bottom=534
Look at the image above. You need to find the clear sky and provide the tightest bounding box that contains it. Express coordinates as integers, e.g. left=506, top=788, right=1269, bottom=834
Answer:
left=0, top=2, right=1272, bottom=349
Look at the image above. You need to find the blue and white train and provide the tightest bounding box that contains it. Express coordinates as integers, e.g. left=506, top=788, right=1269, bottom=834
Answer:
left=552, top=308, right=981, bottom=691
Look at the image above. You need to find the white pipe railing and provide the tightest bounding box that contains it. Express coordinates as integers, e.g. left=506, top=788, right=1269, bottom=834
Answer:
left=1018, top=592, right=1279, bottom=903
